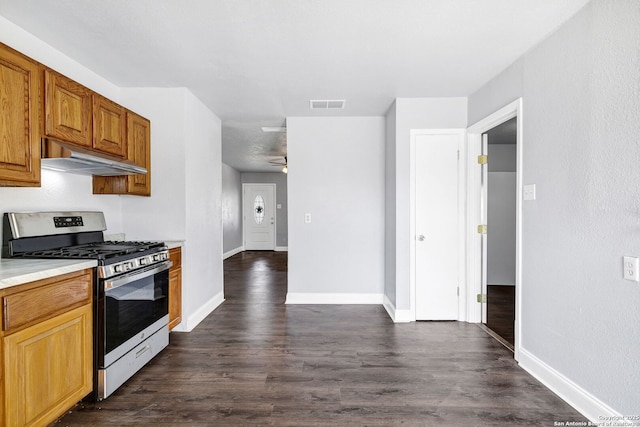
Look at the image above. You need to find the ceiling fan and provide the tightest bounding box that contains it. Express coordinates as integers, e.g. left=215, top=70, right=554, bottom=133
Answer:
left=269, top=156, right=287, bottom=173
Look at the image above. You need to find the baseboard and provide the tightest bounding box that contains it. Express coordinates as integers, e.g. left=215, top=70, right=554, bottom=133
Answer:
left=171, top=290, right=225, bottom=332
left=285, top=292, right=383, bottom=305
left=382, top=294, right=413, bottom=323
left=518, top=348, right=620, bottom=422
left=223, top=246, right=244, bottom=259
left=275, top=246, right=288, bottom=252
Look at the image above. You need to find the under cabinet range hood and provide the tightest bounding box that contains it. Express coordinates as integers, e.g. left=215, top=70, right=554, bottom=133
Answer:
left=41, top=139, right=147, bottom=176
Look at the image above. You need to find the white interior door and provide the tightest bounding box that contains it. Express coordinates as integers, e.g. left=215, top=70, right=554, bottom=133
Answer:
left=243, top=184, right=276, bottom=250
left=415, top=133, right=460, bottom=320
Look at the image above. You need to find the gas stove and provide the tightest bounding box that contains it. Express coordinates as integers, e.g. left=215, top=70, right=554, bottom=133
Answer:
left=2, top=212, right=169, bottom=278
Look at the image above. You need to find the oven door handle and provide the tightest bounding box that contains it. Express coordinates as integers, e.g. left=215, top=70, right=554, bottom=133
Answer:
left=104, top=261, right=173, bottom=290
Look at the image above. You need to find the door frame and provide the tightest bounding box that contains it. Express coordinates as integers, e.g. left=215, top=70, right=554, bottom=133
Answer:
left=242, top=183, right=277, bottom=250
left=410, top=129, right=467, bottom=322
left=466, top=98, right=523, bottom=360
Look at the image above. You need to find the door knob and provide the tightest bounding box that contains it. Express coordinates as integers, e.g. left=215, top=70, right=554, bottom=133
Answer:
left=418, top=235, right=425, bottom=241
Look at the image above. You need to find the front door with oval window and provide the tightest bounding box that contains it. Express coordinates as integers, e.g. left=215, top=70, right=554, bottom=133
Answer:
left=243, top=184, right=276, bottom=250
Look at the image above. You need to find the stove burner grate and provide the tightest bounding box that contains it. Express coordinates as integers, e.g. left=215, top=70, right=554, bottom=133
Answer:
left=16, top=241, right=166, bottom=261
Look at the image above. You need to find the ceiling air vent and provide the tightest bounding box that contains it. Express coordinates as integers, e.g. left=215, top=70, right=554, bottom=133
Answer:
left=310, top=99, right=346, bottom=110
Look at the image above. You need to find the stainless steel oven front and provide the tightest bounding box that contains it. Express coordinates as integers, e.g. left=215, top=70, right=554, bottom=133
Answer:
left=96, top=260, right=171, bottom=399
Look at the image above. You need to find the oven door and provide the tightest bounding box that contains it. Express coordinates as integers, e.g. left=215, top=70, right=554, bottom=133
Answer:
left=98, top=261, right=171, bottom=367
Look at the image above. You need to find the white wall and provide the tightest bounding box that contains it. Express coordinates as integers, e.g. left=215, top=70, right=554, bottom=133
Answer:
left=384, top=102, right=397, bottom=308
left=386, top=98, right=468, bottom=316
left=222, top=163, right=243, bottom=255
left=119, top=88, right=187, bottom=241
left=287, top=117, right=385, bottom=303
left=487, top=172, right=516, bottom=285
left=468, top=0, right=640, bottom=416
left=0, top=172, right=123, bottom=239
left=183, top=90, right=224, bottom=330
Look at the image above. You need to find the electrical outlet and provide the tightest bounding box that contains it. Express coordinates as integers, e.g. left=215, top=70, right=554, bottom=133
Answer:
left=523, top=184, right=536, bottom=201
left=304, top=213, right=311, bottom=224
left=623, top=256, right=639, bottom=281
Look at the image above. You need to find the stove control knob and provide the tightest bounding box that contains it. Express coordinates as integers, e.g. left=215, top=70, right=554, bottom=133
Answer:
left=114, top=265, right=122, bottom=273
left=140, top=257, right=149, bottom=266
left=127, top=262, right=135, bottom=270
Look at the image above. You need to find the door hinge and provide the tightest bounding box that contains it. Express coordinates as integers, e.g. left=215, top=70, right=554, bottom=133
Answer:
left=457, top=287, right=460, bottom=297
left=457, top=150, right=460, bottom=160
left=477, top=154, right=488, bottom=165
left=477, top=224, right=487, bottom=234
left=477, top=294, right=487, bottom=303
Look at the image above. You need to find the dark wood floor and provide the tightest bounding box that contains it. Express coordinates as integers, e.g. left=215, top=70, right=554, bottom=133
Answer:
left=57, top=251, right=585, bottom=426
left=486, top=285, right=516, bottom=347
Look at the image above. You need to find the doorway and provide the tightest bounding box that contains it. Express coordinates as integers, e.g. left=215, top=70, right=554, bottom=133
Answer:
left=466, top=98, right=523, bottom=360
left=243, top=183, right=276, bottom=250
left=483, top=118, right=517, bottom=348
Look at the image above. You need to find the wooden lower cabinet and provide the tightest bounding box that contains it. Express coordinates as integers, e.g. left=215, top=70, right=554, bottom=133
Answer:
left=1, top=269, right=93, bottom=427
left=168, top=247, right=182, bottom=330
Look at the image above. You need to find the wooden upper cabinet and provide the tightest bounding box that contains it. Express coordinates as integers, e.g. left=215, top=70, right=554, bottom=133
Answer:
left=126, top=111, right=151, bottom=195
left=44, top=69, right=92, bottom=147
left=92, top=110, right=151, bottom=196
left=44, top=68, right=127, bottom=159
left=93, top=94, right=127, bottom=158
left=0, top=43, right=41, bottom=187
left=0, top=43, right=151, bottom=194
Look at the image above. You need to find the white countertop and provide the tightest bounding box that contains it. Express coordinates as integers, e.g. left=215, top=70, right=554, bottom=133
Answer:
left=0, top=259, right=98, bottom=290
left=164, top=241, right=184, bottom=249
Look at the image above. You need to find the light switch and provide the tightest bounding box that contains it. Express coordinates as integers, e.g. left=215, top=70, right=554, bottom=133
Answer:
left=304, top=213, right=311, bottom=223
left=277, top=204, right=282, bottom=209
left=523, top=184, right=536, bottom=201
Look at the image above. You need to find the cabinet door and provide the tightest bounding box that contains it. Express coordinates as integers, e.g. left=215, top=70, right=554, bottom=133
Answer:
left=44, top=69, right=92, bottom=147
left=0, top=43, right=40, bottom=186
left=126, top=111, right=151, bottom=195
left=93, top=94, right=126, bottom=157
left=3, top=304, right=92, bottom=427
left=169, top=268, right=182, bottom=331
left=92, top=111, right=151, bottom=196
left=168, top=248, right=182, bottom=331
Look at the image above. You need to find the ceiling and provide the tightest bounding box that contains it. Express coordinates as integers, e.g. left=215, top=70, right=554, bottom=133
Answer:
left=0, top=0, right=590, bottom=172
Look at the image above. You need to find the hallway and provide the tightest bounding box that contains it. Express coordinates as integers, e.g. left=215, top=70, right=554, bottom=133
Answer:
left=58, top=251, right=585, bottom=426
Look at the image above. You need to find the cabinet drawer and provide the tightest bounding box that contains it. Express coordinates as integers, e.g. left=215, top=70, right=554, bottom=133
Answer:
left=2, top=269, right=92, bottom=333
